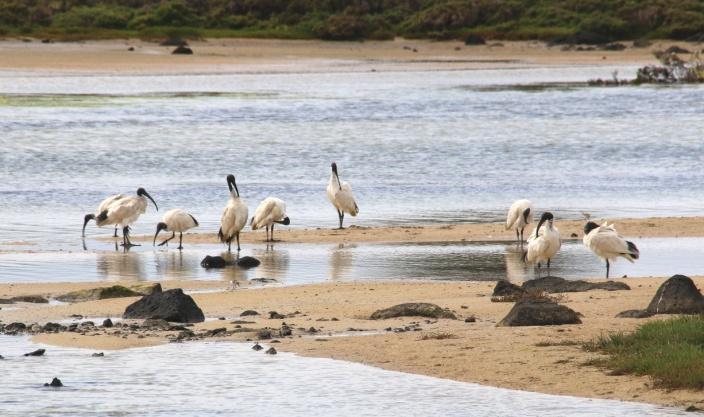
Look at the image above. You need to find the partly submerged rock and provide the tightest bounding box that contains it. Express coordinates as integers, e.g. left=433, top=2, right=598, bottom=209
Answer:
left=522, top=276, right=629, bottom=293
left=172, top=45, right=193, bottom=55
left=123, top=288, right=204, bottom=323
left=4, top=322, right=27, bottom=334
left=370, top=303, right=457, bottom=320
left=44, top=377, right=63, bottom=387
left=265, top=347, right=277, bottom=355
left=24, top=349, right=46, bottom=357
left=237, top=256, right=261, bottom=268
left=240, top=310, right=259, bottom=317
left=10, top=295, right=49, bottom=304
left=498, top=299, right=582, bottom=326
left=102, top=318, right=114, bottom=328
left=616, top=309, right=654, bottom=319
left=200, top=255, right=229, bottom=269
left=646, top=275, right=704, bottom=314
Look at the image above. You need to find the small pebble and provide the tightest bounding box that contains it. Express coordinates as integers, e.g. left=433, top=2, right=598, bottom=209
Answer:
left=265, top=347, right=277, bottom=355
left=252, top=343, right=263, bottom=351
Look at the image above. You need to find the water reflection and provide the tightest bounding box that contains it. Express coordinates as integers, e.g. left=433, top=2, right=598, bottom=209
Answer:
left=3, top=238, right=704, bottom=284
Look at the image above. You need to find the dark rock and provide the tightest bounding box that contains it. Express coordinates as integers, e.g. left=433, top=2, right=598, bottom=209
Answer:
left=241, top=310, right=259, bottom=317
left=498, top=299, right=582, bottom=326
left=237, top=256, right=261, bottom=268
left=127, top=46, right=135, bottom=51
left=172, top=45, right=193, bottom=55
left=42, top=322, right=64, bottom=332
left=269, top=311, right=285, bottom=319
left=0, top=355, right=3, bottom=359
left=370, top=303, right=457, bottom=320
left=252, top=342, right=263, bottom=351
left=123, top=288, right=204, bottom=323
left=160, top=37, right=187, bottom=46
left=4, top=322, right=27, bottom=334
left=601, top=43, right=627, bottom=51
left=176, top=329, right=195, bottom=340
left=464, top=34, right=486, bottom=45
left=250, top=278, right=277, bottom=283
left=41, top=39, right=52, bottom=44
left=0, top=299, right=13, bottom=304
left=464, top=316, right=476, bottom=323
left=279, top=324, right=292, bottom=337
left=80, top=321, right=95, bottom=327
left=70, top=314, right=83, bottom=319
left=256, top=328, right=273, bottom=340
left=632, top=39, right=652, bottom=48
left=522, top=276, right=630, bottom=293
left=103, top=318, right=114, bottom=328
left=616, top=309, right=654, bottom=319
left=206, top=327, right=227, bottom=336
left=492, top=280, right=526, bottom=301
left=570, top=233, right=578, bottom=238
left=265, top=347, right=277, bottom=355
left=200, top=255, right=228, bottom=268
left=307, top=327, right=318, bottom=333
left=665, top=46, right=691, bottom=54
left=24, top=349, right=46, bottom=357
left=218, top=317, right=226, bottom=320
left=10, top=295, right=49, bottom=304
left=44, top=377, right=63, bottom=387
left=92, top=352, right=105, bottom=357
left=646, top=275, right=704, bottom=314
left=686, top=405, right=702, bottom=412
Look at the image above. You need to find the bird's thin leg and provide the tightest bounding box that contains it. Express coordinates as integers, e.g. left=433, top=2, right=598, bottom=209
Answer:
left=266, top=225, right=270, bottom=242
left=271, top=224, right=275, bottom=242
left=606, top=260, right=610, bottom=279
left=177, top=233, right=183, bottom=250
left=338, top=211, right=345, bottom=229
left=158, top=232, right=175, bottom=247
left=537, top=262, right=542, bottom=278
left=113, top=227, right=118, bottom=238
left=227, top=240, right=231, bottom=252
left=516, top=229, right=520, bottom=243
left=236, top=233, right=241, bottom=251
left=123, top=226, right=141, bottom=247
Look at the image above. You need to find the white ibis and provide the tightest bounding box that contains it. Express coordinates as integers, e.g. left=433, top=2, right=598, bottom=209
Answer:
left=326, top=162, right=359, bottom=229
left=250, top=197, right=290, bottom=242
left=87, top=188, right=157, bottom=247
left=218, top=174, right=248, bottom=252
left=82, top=193, right=127, bottom=237
left=153, top=209, right=199, bottom=250
left=524, top=212, right=561, bottom=276
left=506, top=199, right=533, bottom=243
left=583, top=221, right=639, bottom=278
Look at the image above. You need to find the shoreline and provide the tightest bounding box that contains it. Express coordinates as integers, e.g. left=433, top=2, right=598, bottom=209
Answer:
left=1, top=276, right=703, bottom=410
left=0, top=38, right=673, bottom=75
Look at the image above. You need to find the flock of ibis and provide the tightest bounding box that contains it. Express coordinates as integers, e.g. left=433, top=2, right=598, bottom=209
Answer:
left=82, top=162, right=639, bottom=279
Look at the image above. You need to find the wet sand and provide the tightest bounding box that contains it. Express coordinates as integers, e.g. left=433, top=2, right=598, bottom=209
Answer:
left=122, top=216, right=704, bottom=245
left=1, top=276, right=702, bottom=410
left=0, top=38, right=671, bottom=74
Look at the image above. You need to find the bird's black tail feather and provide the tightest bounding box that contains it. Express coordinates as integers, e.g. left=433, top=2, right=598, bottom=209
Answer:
left=626, top=241, right=639, bottom=260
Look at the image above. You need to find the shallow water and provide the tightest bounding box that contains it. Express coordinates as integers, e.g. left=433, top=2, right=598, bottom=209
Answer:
left=0, top=336, right=688, bottom=417
left=1, top=66, right=703, bottom=245
left=0, top=237, right=699, bottom=284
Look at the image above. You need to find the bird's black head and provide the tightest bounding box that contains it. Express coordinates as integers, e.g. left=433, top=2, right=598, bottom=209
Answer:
left=137, top=187, right=158, bottom=211
left=226, top=174, right=239, bottom=196
left=535, top=211, right=554, bottom=238
left=153, top=222, right=168, bottom=246
left=331, top=162, right=338, bottom=174
left=82, top=213, right=95, bottom=237
left=584, top=221, right=599, bottom=235
left=282, top=216, right=291, bottom=226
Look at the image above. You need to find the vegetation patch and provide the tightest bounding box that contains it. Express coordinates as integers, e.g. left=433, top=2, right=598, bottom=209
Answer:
left=419, top=332, right=458, bottom=340
left=584, top=316, right=704, bottom=389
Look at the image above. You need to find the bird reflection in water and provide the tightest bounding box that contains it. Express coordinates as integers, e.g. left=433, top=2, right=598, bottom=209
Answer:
left=504, top=244, right=533, bottom=282
left=329, top=243, right=355, bottom=281
left=217, top=251, right=249, bottom=289
left=96, top=249, right=146, bottom=281
left=250, top=244, right=290, bottom=284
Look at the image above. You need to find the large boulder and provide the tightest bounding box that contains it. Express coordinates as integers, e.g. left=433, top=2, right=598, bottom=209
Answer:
left=492, top=280, right=526, bottom=301
left=498, top=299, right=582, bottom=326
left=56, top=284, right=161, bottom=303
left=646, top=275, right=704, bottom=314
left=123, top=289, right=204, bottom=323
left=522, top=276, right=629, bottom=293
left=370, top=303, right=456, bottom=320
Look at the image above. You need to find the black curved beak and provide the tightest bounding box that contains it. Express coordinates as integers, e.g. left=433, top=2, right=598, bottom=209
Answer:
left=153, top=223, right=166, bottom=246
left=535, top=213, right=553, bottom=238
left=82, top=214, right=95, bottom=237
left=227, top=175, right=239, bottom=197
left=144, top=190, right=158, bottom=211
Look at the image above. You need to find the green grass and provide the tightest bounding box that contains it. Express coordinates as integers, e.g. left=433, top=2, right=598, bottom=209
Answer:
left=585, top=316, right=704, bottom=389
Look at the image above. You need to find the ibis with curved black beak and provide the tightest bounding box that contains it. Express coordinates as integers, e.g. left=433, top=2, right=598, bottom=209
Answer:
left=154, top=208, right=199, bottom=250
left=218, top=174, right=248, bottom=252
left=326, top=162, right=359, bottom=229
left=89, top=187, right=158, bottom=247
left=524, top=211, right=561, bottom=276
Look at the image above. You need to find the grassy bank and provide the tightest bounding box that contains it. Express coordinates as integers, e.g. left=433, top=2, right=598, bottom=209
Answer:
left=586, top=316, right=704, bottom=389
left=2, top=0, right=704, bottom=42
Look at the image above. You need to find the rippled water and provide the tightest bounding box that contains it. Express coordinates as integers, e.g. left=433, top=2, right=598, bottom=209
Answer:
left=1, top=66, right=703, bottom=245
left=0, top=238, right=699, bottom=284
left=0, top=336, right=688, bottom=417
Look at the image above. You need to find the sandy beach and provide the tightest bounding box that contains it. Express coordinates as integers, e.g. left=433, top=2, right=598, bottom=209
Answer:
left=0, top=38, right=674, bottom=74
left=0, top=276, right=700, bottom=409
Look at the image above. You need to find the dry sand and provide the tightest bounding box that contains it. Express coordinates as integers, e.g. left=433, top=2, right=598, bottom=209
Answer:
left=123, top=215, right=704, bottom=245
left=0, top=38, right=673, bottom=74
left=2, top=276, right=703, bottom=410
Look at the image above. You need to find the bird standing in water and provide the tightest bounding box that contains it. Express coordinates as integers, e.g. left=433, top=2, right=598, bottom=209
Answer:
left=219, top=174, right=248, bottom=252
left=326, top=162, right=359, bottom=229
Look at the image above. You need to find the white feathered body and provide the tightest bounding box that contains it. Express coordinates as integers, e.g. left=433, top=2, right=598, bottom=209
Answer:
left=220, top=194, right=248, bottom=241
left=251, top=197, right=287, bottom=230
left=525, top=223, right=561, bottom=264
left=97, top=195, right=148, bottom=228
left=584, top=223, right=638, bottom=263
left=327, top=174, right=359, bottom=216
left=506, top=199, right=533, bottom=231
left=162, top=209, right=199, bottom=233
left=93, top=194, right=126, bottom=228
